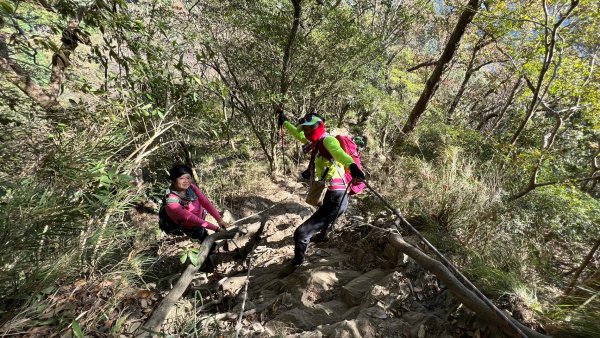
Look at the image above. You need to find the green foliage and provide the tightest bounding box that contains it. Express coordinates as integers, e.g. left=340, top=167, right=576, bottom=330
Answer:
left=510, top=186, right=600, bottom=240
left=403, top=122, right=499, bottom=161
left=71, top=320, right=84, bottom=338
left=0, top=0, right=13, bottom=27
left=180, top=247, right=200, bottom=267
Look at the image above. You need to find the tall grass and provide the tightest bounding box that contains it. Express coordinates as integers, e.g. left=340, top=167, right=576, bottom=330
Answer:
left=0, top=116, right=157, bottom=333
left=375, top=126, right=600, bottom=335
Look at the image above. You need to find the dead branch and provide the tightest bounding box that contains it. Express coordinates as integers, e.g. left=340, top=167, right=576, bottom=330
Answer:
left=388, top=234, right=549, bottom=338
left=138, top=229, right=237, bottom=336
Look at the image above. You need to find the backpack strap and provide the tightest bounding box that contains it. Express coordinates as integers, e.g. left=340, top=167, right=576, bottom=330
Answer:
left=308, top=134, right=329, bottom=181
left=315, top=134, right=333, bottom=161
left=164, top=193, right=188, bottom=208
left=165, top=196, right=181, bottom=204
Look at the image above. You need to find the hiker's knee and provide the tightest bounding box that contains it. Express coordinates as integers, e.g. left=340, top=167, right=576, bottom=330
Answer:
left=294, top=225, right=311, bottom=243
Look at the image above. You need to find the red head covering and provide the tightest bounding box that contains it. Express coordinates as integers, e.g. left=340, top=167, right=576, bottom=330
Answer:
left=305, top=122, right=326, bottom=143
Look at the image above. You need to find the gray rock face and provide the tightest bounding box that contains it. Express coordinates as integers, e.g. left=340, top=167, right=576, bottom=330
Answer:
left=317, top=319, right=377, bottom=338
left=340, top=269, right=389, bottom=306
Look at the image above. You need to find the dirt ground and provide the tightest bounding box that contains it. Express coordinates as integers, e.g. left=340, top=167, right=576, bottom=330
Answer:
left=133, top=178, right=528, bottom=338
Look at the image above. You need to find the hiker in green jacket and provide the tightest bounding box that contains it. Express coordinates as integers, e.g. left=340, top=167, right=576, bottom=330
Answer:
left=277, top=109, right=365, bottom=276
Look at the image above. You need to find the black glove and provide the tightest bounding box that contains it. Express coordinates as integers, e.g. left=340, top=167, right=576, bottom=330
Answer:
left=349, top=163, right=365, bottom=181
left=302, top=142, right=313, bottom=153
left=277, top=109, right=287, bottom=127
left=301, top=169, right=311, bottom=180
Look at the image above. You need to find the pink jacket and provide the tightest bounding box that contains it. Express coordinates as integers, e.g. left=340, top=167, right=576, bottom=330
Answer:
left=165, top=184, right=221, bottom=231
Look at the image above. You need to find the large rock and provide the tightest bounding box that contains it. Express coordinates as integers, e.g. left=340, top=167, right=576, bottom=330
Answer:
left=273, top=307, right=324, bottom=330
left=310, top=269, right=359, bottom=289
left=313, top=300, right=350, bottom=320
left=402, top=311, right=450, bottom=337
left=219, top=275, right=247, bottom=295
left=361, top=271, right=412, bottom=313
left=341, top=269, right=388, bottom=306
left=317, top=319, right=377, bottom=338
left=224, top=222, right=262, bottom=252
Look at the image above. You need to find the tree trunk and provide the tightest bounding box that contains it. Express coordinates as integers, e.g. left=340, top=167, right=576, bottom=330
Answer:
left=401, top=0, right=480, bottom=134
left=486, top=77, right=523, bottom=133
left=280, top=0, right=302, bottom=97
left=446, top=37, right=491, bottom=122
left=512, top=108, right=562, bottom=200
left=510, top=0, right=579, bottom=146
left=275, top=0, right=302, bottom=174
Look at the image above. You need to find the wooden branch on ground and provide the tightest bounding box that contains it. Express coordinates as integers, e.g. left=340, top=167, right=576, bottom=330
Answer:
left=137, top=229, right=237, bottom=337
left=388, top=234, right=549, bottom=338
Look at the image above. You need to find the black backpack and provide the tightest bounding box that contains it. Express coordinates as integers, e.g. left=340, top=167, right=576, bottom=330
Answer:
left=158, top=194, right=185, bottom=235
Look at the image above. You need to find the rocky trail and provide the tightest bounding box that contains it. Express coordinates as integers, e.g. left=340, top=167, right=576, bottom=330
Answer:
left=136, top=180, right=537, bottom=338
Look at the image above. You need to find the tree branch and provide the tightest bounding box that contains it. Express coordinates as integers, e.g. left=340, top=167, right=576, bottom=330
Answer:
left=406, top=59, right=438, bottom=72
left=389, top=234, right=548, bottom=338
left=138, top=230, right=237, bottom=336
left=564, top=237, right=600, bottom=296
left=0, top=17, right=87, bottom=112
left=0, top=33, right=59, bottom=109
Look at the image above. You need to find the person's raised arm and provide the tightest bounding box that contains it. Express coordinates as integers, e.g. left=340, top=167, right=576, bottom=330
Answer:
left=278, top=110, right=308, bottom=143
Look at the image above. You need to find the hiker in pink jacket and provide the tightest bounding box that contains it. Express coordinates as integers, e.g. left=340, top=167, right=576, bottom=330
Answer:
left=165, top=165, right=230, bottom=241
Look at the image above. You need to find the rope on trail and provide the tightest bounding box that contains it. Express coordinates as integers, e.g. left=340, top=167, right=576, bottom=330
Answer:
left=234, top=257, right=252, bottom=338
left=229, top=196, right=290, bottom=225
left=233, top=226, right=276, bottom=336
left=363, top=181, right=529, bottom=338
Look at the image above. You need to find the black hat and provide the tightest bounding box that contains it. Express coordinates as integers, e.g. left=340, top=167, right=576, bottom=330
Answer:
left=169, top=164, right=193, bottom=180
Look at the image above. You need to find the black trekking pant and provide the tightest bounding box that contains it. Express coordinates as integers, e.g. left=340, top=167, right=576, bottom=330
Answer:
left=292, top=189, right=349, bottom=265
left=182, top=226, right=208, bottom=241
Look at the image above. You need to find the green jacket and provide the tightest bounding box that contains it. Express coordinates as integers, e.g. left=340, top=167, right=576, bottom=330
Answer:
left=283, top=121, right=355, bottom=184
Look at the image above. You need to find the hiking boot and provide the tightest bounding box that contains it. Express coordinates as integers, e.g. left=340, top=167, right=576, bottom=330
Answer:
left=310, top=234, right=329, bottom=243
left=277, top=262, right=302, bottom=278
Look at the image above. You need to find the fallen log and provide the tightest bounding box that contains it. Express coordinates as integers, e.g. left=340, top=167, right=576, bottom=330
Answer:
left=388, top=234, right=550, bottom=338
left=137, top=229, right=237, bottom=337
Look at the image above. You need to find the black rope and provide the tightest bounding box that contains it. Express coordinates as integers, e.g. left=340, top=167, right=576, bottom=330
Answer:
left=363, top=180, right=527, bottom=338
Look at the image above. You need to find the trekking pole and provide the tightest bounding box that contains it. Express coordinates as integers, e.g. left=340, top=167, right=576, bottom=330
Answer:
left=363, top=180, right=527, bottom=338
left=281, top=126, right=287, bottom=175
